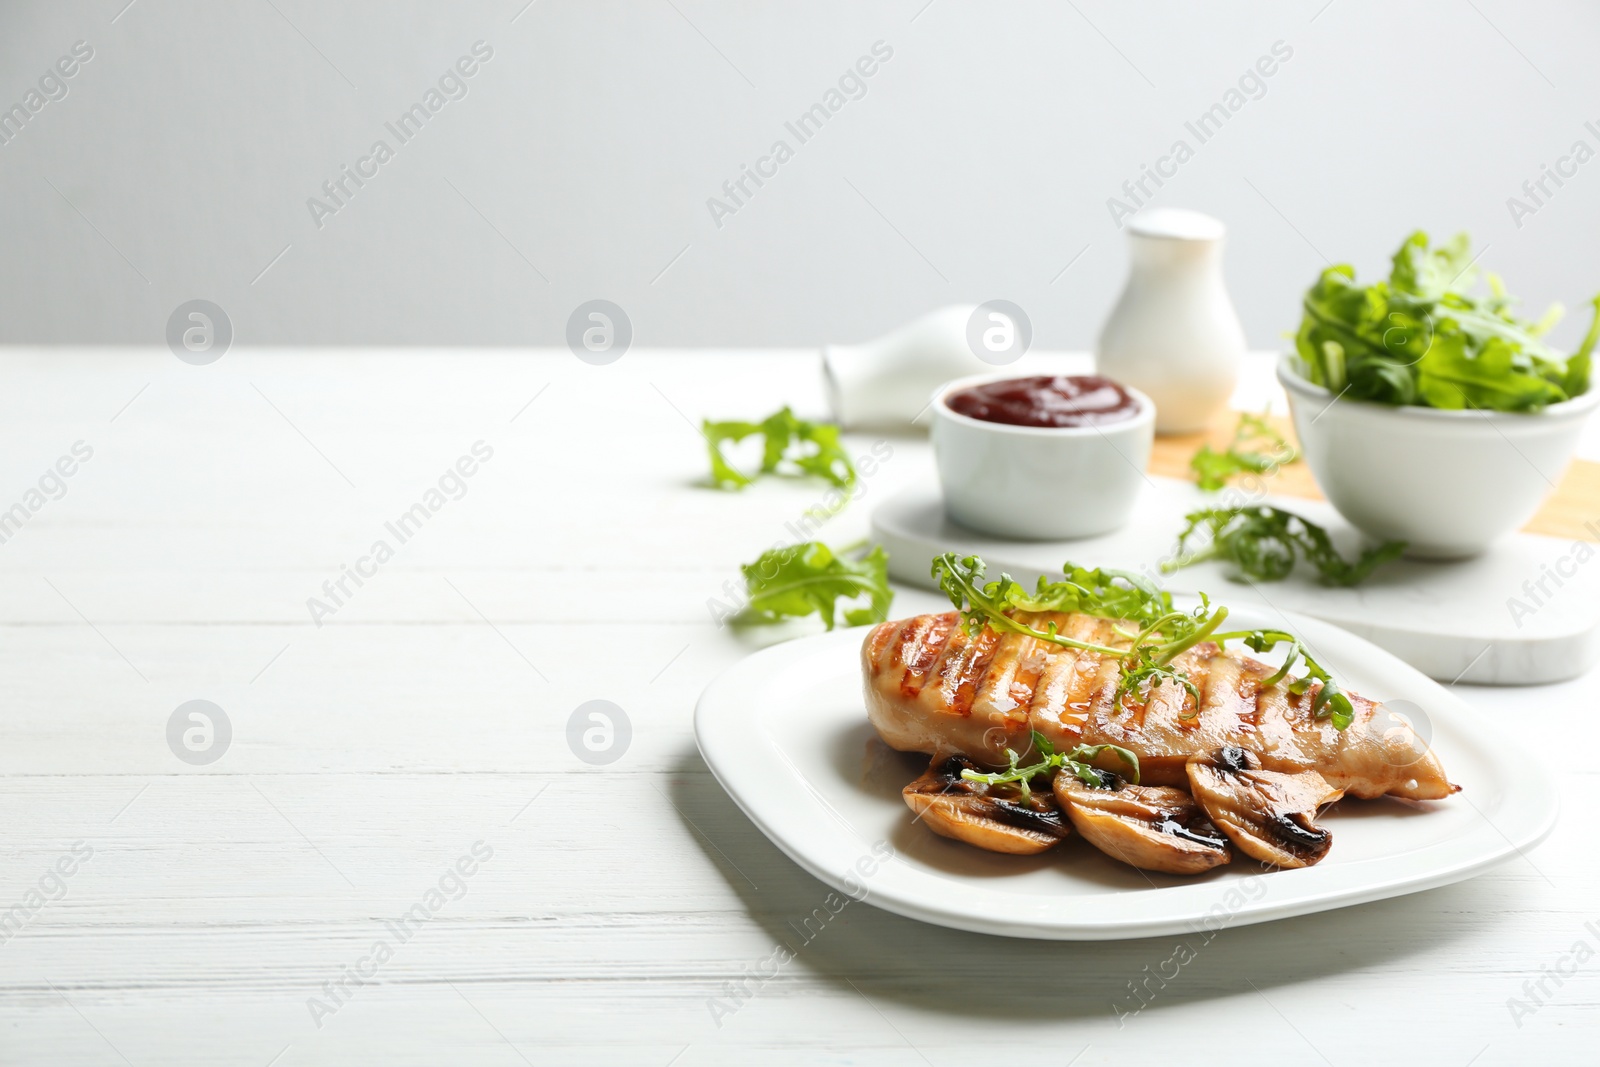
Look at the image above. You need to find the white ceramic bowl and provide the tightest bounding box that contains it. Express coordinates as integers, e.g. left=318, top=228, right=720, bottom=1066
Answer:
left=1278, top=354, right=1598, bottom=559
left=931, top=373, right=1155, bottom=541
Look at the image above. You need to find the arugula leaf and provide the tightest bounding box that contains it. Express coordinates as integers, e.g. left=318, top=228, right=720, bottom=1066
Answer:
left=1166, top=506, right=1406, bottom=587
left=1416, top=330, right=1566, bottom=411
left=1237, top=629, right=1354, bottom=729
left=1190, top=411, right=1299, bottom=491
left=704, top=418, right=762, bottom=489
left=931, top=553, right=1354, bottom=728
left=1390, top=230, right=1474, bottom=298
left=738, top=542, right=891, bottom=630
left=932, top=554, right=1166, bottom=653
left=704, top=407, right=856, bottom=492
left=959, top=732, right=1143, bottom=792
left=1295, top=231, right=1598, bottom=412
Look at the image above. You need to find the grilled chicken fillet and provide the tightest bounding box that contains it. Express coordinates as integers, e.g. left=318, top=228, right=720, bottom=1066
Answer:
left=863, top=611, right=1456, bottom=803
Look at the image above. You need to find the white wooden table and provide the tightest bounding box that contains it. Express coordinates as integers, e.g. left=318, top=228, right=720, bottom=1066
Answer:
left=2, top=347, right=1595, bottom=1065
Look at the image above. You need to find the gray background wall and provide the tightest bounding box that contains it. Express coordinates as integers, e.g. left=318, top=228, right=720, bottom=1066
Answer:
left=2, top=0, right=1598, bottom=352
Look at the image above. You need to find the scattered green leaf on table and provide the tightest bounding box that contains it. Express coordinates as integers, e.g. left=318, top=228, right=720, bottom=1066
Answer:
left=739, top=541, right=891, bottom=630
left=1190, top=411, right=1298, bottom=491
left=1166, top=506, right=1405, bottom=587
left=704, top=407, right=856, bottom=492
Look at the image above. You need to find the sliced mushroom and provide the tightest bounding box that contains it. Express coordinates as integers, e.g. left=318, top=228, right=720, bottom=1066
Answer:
left=1186, top=746, right=1345, bottom=869
left=1053, top=770, right=1232, bottom=875
left=902, top=756, right=1071, bottom=855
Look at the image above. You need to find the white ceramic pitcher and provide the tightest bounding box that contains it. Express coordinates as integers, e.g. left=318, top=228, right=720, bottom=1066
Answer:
left=822, top=305, right=989, bottom=430
left=1095, top=209, right=1245, bottom=434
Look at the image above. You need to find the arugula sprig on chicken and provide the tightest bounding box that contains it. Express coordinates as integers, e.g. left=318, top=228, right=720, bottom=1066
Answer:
left=931, top=554, right=1353, bottom=729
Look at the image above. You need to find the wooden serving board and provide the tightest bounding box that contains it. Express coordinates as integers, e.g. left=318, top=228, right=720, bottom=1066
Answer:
left=872, top=412, right=1600, bottom=686
left=1149, top=415, right=1600, bottom=543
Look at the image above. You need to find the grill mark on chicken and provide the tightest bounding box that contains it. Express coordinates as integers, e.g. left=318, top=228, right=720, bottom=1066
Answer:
left=890, top=616, right=923, bottom=676
left=947, top=626, right=1001, bottom=716
left=1010, top=639, right=1048, bottom=719
left=1055, top=618, right=1117, bottom=741
left=1028, top=614, right=1102, bottom=737
left=1194, top=650, right=1249, bottom=740
left=1029, top=644, right=1082, bottom=728
left=973, top=631, right=1026, bottom=717
left=866, top=618, right=899, bottom=663
left=1237, top=658, right=1265, bottom=731
left=1249, top=671, right=1298, bottom=766
left=918, top=613, right=958, bottom=673
left=928, top=623, right=972, bottom=707
left=1091, top=640, right=1135, bottom=732
left=1135, top=657, right=1203, bottom=739
left=897, top=614, right=954, bottom=698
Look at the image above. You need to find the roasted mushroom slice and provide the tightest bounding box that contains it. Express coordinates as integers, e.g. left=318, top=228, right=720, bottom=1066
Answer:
left=1186, top=747, right=1345, bottom=869
left=902, top=756, right=1071, bottom=855
left=1054, top=770, right=1231, bottom=875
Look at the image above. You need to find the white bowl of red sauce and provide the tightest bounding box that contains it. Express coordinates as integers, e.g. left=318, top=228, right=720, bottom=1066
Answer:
left=931, top=373, right=1155, bottom=540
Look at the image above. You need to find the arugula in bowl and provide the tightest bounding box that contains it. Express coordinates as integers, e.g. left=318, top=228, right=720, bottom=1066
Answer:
left=1294, top=231, right=1600, bottom=412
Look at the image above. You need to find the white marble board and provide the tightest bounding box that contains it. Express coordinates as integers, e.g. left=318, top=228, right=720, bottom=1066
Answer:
left=871, top=476, right=1600, bottom=685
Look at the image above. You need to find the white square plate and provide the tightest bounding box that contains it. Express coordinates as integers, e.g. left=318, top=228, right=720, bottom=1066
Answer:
left=694, top=605, right=1558, bottom=940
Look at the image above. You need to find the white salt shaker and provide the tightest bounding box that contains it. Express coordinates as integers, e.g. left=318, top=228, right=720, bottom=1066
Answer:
left=1095, top=209, right=1245, bottom=434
